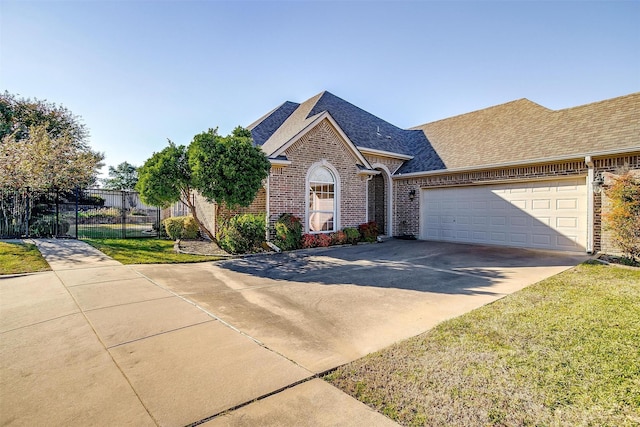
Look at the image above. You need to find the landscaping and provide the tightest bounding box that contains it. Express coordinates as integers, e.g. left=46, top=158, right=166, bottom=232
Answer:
left=325, top=262, right=640, bottom=426
left=0, top=241, right=50, bottom=274
left=83, top=238, right=224, bottom=264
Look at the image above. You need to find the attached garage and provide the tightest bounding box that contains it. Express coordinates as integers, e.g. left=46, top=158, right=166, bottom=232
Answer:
left=419, top=178, right=588, bottom=252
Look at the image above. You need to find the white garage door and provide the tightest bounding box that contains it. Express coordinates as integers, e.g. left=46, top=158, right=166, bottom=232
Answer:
left=420, top=178, right=587, bottom=252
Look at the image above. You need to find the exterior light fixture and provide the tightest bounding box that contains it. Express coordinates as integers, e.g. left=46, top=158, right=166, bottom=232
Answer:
left=592, top=172, right=605, bottom=194
left=409, top=189, right=416, bottom=201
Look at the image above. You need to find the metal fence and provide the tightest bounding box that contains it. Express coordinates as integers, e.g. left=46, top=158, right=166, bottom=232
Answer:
left=0, top=188, right=161, bottom=239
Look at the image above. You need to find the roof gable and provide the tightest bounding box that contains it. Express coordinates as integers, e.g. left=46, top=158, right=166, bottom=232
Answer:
left=248, top=101, right=299, bottom=147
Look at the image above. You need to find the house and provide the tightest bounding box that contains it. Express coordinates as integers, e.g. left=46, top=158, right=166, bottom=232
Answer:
left=199, top=91, right=639, bottom=254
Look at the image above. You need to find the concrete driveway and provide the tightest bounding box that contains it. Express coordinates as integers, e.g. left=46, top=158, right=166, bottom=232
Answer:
left=135, top=240, right=587, bottom=374
left=1, top=239, right=586, bottom=426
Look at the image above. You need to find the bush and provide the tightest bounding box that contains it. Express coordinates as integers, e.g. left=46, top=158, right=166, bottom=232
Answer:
left=163, top=216, right=200, bottom=240
left=217, top=213, right=266, bottom=254
left=331, top=230, right=348, bottom=245
left=343, top=227, right=360, bottom=245
left=182, top=216, right=200, bottom=239
left=273, top=213, right=302, bottom=251
left=301, top=233, right=317, bottom=249
left=29, top=218, right=70, bottom=237
left=603, top=172, right=640, bottom=262
left=358, top=221, right=379, bottom=242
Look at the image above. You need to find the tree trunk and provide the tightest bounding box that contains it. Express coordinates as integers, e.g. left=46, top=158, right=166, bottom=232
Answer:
left=182, top=190, right=216, bottom=242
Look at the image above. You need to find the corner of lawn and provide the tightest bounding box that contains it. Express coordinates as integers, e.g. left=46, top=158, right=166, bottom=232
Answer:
left=325, top=262, right=640, bottom=426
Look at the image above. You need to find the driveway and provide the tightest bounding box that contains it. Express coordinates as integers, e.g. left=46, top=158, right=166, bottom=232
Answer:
left=134, top=240, right=587, bottom=373
left=1, top=239, right=586, bottom=426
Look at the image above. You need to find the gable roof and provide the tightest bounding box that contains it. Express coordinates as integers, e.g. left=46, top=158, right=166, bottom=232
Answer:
left=411, top=93, right=640, bottom=171
left=249, top=91, right=445, bottom=172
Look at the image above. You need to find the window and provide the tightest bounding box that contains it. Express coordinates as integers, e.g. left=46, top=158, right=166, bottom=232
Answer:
left=308, top=166, right=336, bottom=232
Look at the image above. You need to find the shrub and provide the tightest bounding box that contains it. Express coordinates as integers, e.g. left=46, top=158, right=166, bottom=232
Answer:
left=163, top=216, right=200, bottom=240
left=29, top=219, right=70, bottom=237
left=603, top=172, right=640, bottom=262
left=217, top=213, right=266, bottom=254
left=273, top=213, right=302, bottom=251
left=358, top=221, right=379, bottom=242
left=316, top=233, right=332, bottom=247
left=301, top=233, right=317, bottom=249
left=331, top=230, right=347, bottom=245
left=343, top=227, right=360, bottom=245
left=182, top=216, right=200, bottom=240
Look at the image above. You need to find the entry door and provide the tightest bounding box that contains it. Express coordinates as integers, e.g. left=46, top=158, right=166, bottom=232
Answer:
left=368, top=174, right=386, bottom=232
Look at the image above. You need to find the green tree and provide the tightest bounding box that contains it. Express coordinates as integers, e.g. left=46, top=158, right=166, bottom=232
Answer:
left=137, top=127, right=270, bottom=240
left=0, top=92, right=103, bottom=190
left=102, top=162, right=139, bottom=191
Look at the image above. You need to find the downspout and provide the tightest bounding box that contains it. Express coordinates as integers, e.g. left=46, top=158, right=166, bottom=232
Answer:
left=265, top=174, right=270, bottom=242
left=585, top=155, right=594, bottom=254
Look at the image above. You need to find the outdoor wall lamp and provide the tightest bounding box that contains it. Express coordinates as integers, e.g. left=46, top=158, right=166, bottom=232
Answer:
left=592, top=172, right=605, bottom=194
left=409, top=189, right=416, bottom=201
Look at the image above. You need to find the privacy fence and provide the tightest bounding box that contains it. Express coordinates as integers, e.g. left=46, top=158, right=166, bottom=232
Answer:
left=0, top=188, right=161, bottom=239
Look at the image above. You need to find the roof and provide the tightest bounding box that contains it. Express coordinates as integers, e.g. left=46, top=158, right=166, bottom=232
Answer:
left=249, top=91, right=639, bottom=175
left=411, top=93, right=640, bottom=171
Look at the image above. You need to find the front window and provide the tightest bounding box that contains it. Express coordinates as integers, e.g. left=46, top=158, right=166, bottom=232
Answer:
left=308, top=166, right=335, bottom=232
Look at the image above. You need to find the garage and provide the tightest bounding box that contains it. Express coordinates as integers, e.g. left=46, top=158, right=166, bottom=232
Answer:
left=420, top=178, right=587, bottom=252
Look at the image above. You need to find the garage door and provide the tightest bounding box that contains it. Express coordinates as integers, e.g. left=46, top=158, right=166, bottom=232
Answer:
left=420, top=178, right=587, bottom=252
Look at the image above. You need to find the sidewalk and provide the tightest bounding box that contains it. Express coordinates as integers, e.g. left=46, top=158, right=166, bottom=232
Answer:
left=0, top=239, right=396, bottom=426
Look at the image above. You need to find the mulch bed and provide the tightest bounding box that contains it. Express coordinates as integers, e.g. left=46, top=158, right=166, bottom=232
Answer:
left=176, top=239, right=231, bottom=256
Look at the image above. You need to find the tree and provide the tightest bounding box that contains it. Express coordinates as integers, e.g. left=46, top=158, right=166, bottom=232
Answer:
left=137, top=127, right=270, bottom=240
left=102, top=162, right=139, bottom=191
left=0, top=92, right=103, bottom=190
left=603, top=172, right=640, bottom=262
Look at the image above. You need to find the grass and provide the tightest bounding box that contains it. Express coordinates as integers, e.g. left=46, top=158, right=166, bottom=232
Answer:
left=325, top=262, right=640, bottom=426
left=73, top=223, right=159, bottom=239
left=0, top=241, right=50, bottom=274
left=83, top=238, right=224, bottom=264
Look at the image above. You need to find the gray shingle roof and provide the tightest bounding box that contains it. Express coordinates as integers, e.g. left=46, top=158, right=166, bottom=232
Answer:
left=249, top=91, right=639, bottom=175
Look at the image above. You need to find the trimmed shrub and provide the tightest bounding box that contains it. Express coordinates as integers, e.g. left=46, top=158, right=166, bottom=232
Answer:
left=182, top=216, right=200, bottom=240
left=163, top=216, right=200, bottom=240
left=273, top=213, right=302, bottom=251
left=316, top=233, right=332, bottom=247
left=358, top=221, right=379, bottom=242
left=331, top=230, right=348, bottom=245
left=301, top=233, right=317, bottom=249
left=217, top=213, right=266, bottom=254
left=343, top=227, right=360, bottom=245
left=29, top=218, right=70, bottom=237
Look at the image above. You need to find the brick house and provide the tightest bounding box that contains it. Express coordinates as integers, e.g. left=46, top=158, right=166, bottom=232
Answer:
left=199, top=91, right=639, bottom=254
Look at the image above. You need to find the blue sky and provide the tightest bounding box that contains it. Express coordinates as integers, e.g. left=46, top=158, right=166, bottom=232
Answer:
left=1, top=1, right=638, bottom=177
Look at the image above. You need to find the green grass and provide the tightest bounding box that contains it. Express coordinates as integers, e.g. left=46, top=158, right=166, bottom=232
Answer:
left=73, top=223, right=158, bottom=239
left=83, top=238, right=223, bottom=264
left=0, top=241, right=50, bottom=274
left=325, top=263, right=640, bottom=426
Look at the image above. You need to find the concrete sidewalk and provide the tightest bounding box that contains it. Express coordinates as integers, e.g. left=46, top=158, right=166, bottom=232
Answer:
left=1, top=239, right=394, bottom=426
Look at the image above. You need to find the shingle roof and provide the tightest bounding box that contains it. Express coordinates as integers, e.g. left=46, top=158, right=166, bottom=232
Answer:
left=249, top=91, right=639, bottom=175
left=411, top=93, right=640, bottom=171
left=250, top=91, right=444, bottom=171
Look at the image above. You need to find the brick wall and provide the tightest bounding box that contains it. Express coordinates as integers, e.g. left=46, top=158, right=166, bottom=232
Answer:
left=393, top=154, right=640, bottom=252
left=268, top=119, right=368, bottom=234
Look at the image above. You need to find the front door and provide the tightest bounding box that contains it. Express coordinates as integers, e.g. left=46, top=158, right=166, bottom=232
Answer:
left=368, top=173, right=386, bottom=233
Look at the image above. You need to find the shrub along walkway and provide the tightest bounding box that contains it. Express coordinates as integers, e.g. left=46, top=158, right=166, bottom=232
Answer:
left=0, top=239, right=395, bottom=426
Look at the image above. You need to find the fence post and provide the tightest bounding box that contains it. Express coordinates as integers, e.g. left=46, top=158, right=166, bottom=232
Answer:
left=25, top=187, right=31, bottom=238
left=75, top=187, right=79, bottom=239
left=122, top=191, right=127, bottom=239
left=55, top=189, right=60, bottom=238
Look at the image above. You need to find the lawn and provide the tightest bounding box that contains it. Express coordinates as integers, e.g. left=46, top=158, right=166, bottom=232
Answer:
left=325, top=262, right=640, bottom=426
left=83, top=238, right=224, bottom=264
left=0, top=241, right=50, bottom=274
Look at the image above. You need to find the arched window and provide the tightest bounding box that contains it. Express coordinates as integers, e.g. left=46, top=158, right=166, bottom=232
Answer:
left=308, top=166, right=336, bottom=232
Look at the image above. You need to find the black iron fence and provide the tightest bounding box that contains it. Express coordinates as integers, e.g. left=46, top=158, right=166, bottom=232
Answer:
left=0, top=188, right=161, bottom=239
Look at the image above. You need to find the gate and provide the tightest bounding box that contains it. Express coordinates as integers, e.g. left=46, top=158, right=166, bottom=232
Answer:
left=0, top=188, right=161, bottom=239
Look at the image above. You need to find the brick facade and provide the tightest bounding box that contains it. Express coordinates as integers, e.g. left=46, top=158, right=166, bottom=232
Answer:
left=267, top=119, right=368, bottom=235
left=393, top=154, right=640, bottom=253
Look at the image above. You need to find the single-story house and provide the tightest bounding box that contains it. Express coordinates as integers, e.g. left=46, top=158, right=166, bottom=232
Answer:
left=196, top=91, right=639, bottom=254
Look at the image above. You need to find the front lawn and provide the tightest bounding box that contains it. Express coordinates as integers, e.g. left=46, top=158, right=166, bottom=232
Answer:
left=0, top=241, right=50, bottom=274
left=83, top=238, right=224, bottom=264
left=325, top=262, right=640, bottom=426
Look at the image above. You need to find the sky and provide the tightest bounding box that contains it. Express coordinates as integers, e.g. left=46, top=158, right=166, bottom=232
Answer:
left=1, top=0, right=639, bottom=178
